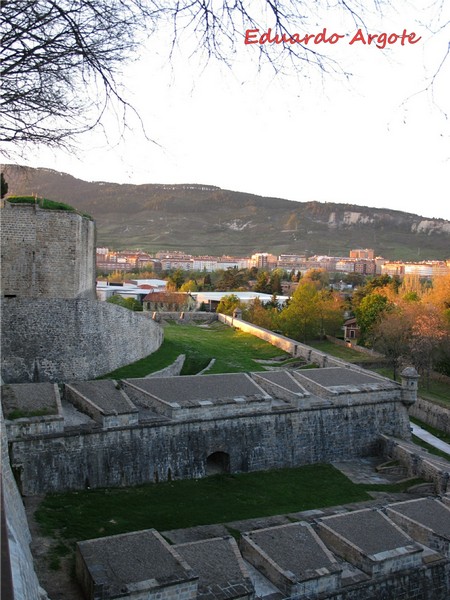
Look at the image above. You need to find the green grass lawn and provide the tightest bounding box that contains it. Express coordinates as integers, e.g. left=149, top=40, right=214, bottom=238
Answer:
left=35, top=464, right=421, bottom=545
left=306, top=339, right=378, bottom=363
left=102, top=321, right=289, bottom=379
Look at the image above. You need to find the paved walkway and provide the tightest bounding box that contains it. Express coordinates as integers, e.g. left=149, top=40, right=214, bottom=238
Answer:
left=411, top=422, right=450, bottom=455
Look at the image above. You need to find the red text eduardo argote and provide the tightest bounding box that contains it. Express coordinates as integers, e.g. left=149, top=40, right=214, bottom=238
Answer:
left=244, top=28, right=421, bottom=50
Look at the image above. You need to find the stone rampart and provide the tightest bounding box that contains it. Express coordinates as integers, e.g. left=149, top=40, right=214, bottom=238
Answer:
left=409, top=397, right=450, bottom=435
left=324, top=561, right=449, bottom=600
left=219, top=314, right=350, bottom=368
left=151, top=312, right=219, bottom=323
left=1, top=202, right=96, bottom=299
left=382, top=436, right=450, bottom=494
left=0, top=298, right=163, bottom=383
left=9, top=397, right=411, bottom=495
left=1, top=414, right=47, bottom=599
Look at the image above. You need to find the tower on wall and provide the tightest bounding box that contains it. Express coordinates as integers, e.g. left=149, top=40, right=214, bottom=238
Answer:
left=0, top=197, right=163, bottom=384
left=1, top=199, right=96, bottom=300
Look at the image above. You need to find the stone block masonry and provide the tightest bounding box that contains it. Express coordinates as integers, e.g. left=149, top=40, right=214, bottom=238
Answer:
left=1, top=413, right=47, bottom=599
left=410, top=397, right=450, bottom=435
left=9, top=377, right=412, bottom=495
left=1, top=202, right=96, bottom=299
left=0, top=298, right=163, bottom=383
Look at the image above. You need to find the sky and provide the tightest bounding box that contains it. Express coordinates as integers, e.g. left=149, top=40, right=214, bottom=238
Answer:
left=7, top=1, right=450, bottom=221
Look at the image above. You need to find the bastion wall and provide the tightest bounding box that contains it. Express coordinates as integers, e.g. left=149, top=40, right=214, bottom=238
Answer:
left=1, top=202, right=96, bottom=299
left=1, top=413, right=47, bottom=600
left=10, top=397, right=411, bottom=495
left=0, top=298, right=163, bottom=383
left=410, top=397, right=450, bottom=436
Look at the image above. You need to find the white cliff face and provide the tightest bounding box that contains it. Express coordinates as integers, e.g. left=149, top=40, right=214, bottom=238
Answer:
left=342, top=211, right=373, bottom=225
left=412, top=220, right=450, bottom=234
left=327, top=211, right=374, bottom=228
left=325, top=208, right=449, bottom=235
left=225, top=219, right=254, bottom=231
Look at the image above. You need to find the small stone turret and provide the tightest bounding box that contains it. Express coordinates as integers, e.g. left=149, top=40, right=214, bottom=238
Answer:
left=400, top=367, right=419, bottom=406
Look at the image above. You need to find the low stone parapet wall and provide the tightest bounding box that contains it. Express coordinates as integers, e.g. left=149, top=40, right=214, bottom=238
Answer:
left=409, top=397, right=450, bottom=436
left=382, top=436, right=450, bottom=494
left=151, top=311, right=218, bottom=323
left=219, top=314, right=344, bottom=366
left=218, top=315, right=388, bottom=377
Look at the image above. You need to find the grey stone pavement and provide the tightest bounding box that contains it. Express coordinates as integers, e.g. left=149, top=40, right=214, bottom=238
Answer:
left=411, top=422, right=450, bottom=455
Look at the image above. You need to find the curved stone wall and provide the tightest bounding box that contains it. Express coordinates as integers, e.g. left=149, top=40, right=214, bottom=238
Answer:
left=1, top=202, right=96, bottom=299
left=1, top=299, right=163, bottom=383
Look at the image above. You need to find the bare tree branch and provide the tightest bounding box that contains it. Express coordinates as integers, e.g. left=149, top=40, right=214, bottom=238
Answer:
left=0, top=0, right=447, bottom=151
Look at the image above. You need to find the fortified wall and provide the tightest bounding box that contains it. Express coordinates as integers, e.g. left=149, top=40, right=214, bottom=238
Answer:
left=1, top=201, right=96, bottom=299
left=0, top=298, right=163, bottom=383
left=4, top=367, right=421, bottom=496
left=0, top=200, right=163, bottom=383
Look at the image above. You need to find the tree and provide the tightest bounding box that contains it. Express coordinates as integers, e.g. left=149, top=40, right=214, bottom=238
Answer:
left=106, top=295, right=142, bottom=311
left=316, top=289, right=344, bottom=338
left=179, top=279, right=199, bottom=292
left=166, top=269, right=185, bottom=291
left=3, top=1, right=446, bottom=152
left=2, top=1, right=447, bottom=156
left=216, top=294, right=241, bottom=316
left=254, top=271, right=271, bottom=293
left=408, top=306, right=448, bottom=389
left=426, top=274, right=450, bottom=323
left=1, top=172, right=8, bottom=198
left=355, top=293, right=391, bottom=345
left=302, top=268, right=329, bottom=289
left=215, top=268, right=246, bottom=291
left=278, top=281, right=320, bottom=343
left=203, top=273, right=212, bottom=289
left=243, top=297, right=276, bottom=330
left=1, top=0, right=159, bottom=148
left=269, top=271, right=282, bottom=295
left=373, top=310, right=413, bottom=379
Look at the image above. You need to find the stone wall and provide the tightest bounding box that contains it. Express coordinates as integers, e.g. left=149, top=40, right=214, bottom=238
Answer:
left=151, top=312, right=219, bottom=323
left=410, top=397, right=450, bottom=435
left=220, top=315, right=358, bottom=368
left=1, top=202, right=96, bottom=299
left=1, top=413, right=47, bottom=599
left=10, top=399, right=411, bottom=495
left=382, top=436, right=450, bottom=494
left=325, top=561, right=450, bottom=600
left=1, top=299, right=163, bottom=383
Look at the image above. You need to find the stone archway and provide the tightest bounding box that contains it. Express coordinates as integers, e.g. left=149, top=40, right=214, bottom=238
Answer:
left=206, top=452, right=230, bottom=475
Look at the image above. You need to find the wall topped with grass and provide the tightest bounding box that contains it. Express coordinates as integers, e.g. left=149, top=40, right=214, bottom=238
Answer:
left=1, top=198, right=96, bottom=299
left=6, top=195, right=92, bottom=219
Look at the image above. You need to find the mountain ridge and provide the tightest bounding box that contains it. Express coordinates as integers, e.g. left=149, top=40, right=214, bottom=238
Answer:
left=3, top=164, right=449, bottom=260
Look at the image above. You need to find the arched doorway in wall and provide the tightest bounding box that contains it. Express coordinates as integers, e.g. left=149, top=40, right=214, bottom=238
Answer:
left=206, top=452, right=230, bottom=475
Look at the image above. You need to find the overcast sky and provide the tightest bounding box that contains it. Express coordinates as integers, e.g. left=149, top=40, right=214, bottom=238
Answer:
left=11, top=1, right=450, bottom=221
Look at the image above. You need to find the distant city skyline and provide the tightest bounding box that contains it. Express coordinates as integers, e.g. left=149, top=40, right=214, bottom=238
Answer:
left=3, top=1, right=450, bottom=221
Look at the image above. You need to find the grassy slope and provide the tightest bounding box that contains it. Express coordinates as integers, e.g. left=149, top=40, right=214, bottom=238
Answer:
left=102, top=321, right=289, bottom=379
